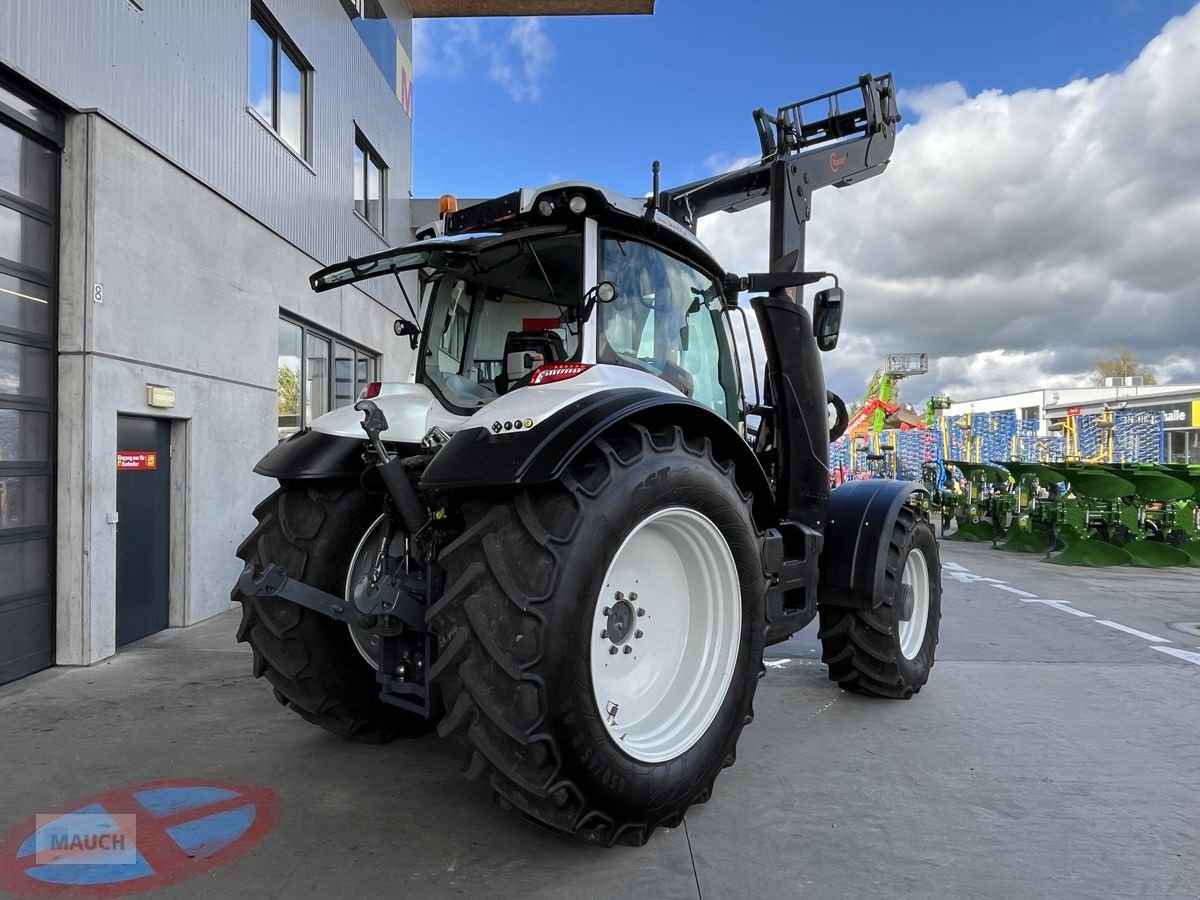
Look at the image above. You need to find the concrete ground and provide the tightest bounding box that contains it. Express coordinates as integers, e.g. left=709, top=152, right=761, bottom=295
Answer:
left=2, top=543, right=1199, bottom=899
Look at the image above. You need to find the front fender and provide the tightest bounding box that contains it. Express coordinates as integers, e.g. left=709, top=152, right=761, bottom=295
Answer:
left=421, top=387, right=778, bottom=527
left=818, top=479, right=928, bottom=609
left=254, top=429, right=366, bottom=480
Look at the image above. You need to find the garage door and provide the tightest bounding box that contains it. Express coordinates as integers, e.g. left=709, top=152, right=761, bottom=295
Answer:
left=0, top=77, right=60, bottom=685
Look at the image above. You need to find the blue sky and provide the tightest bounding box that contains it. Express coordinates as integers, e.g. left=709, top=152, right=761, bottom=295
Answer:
left=413, top=2, right=1200, bottom=401
left=412, top=0, right=1195, bottom=198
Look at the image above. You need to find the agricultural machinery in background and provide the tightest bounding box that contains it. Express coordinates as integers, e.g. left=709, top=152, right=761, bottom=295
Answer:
left=840, top=406, right=1199, bottom=567
left=936, top=459, right=1200, bottom=567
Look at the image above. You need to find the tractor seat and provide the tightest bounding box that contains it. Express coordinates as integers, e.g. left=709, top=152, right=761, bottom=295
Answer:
left=494, top=329, right=568, bottom=395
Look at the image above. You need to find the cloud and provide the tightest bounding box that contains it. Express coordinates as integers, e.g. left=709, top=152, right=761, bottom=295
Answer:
left=897, top=81, right=968, bottom=119
left=413, top=17, right=554, bottom=103
left=699, top=4, right=1200, bottom=405
left=703, top=152, right=761, bottom=175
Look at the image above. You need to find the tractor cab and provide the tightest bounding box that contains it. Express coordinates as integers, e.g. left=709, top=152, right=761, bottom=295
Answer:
left=412, top=228, right=584, bottom=412
left=310, top=183, right=742, bottom=431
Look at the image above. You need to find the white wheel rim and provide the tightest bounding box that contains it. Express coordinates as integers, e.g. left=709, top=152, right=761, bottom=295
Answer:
left=345, top=514, right=402, bottom=670
left=898, top=547, right=931, bottom=660
left=589, top=507, right=742, bottom=764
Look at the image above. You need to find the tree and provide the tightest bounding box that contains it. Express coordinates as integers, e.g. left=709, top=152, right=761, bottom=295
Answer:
left=1089, top=348, right=1157, bottom=386
left=862, top=367, right=883, bottom=404
left=278, top=365, right=301, bottom=417
left=861, top=366, right=900, bottom=405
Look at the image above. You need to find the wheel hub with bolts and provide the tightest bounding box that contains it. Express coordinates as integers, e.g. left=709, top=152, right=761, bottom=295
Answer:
left=898, top=583, right=915, bottom=621
left=602, top=592, right=643, bottom=651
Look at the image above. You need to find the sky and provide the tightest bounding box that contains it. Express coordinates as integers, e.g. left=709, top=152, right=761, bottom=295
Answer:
left=411, top=0, right=1200, bottom=404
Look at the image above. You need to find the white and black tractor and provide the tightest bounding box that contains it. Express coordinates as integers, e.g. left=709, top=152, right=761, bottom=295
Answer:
left=234, top=73, right=940, bottom=845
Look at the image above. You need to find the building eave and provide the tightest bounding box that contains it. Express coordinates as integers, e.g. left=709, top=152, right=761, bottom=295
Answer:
left=410, top=0, right=653, bottom=16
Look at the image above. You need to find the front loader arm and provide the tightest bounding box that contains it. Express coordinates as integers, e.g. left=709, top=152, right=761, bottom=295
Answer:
left=658, top=73, right=900, bottom=235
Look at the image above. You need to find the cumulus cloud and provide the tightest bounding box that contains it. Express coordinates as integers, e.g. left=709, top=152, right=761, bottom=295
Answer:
left=699, top=4, right=1200, bottom=405
left=413, top=17, right=554, bottom=103
left=897, top=81, right=968, bottom=119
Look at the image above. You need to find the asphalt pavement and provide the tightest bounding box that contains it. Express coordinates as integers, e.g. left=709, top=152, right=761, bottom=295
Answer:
left=1, top=542, right=1198, bottom=899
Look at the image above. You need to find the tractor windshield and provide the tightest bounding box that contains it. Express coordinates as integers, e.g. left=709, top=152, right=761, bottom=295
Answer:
left=418, top=230, right=584, bottom=412
left=598, top=235, right=739, bottom=423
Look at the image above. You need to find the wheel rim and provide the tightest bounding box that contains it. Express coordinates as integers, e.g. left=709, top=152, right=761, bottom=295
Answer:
left=589, top=507, right=742, bottom=764
left=344, top=514, right=402, bottom=670
left=898, top=547, right=930, bottom=660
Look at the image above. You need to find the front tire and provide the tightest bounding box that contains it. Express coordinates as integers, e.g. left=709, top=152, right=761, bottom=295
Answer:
left=428, top=423, right=765, bottom=845
left=819, top=505, right=941, bottom=698
left=232, top=482, right=436, bottom=742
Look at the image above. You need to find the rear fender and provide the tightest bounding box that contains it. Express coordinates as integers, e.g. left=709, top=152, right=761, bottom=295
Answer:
left=818, top=479, right=928, bottom=609
left=421, top=387, right=778, bottom=528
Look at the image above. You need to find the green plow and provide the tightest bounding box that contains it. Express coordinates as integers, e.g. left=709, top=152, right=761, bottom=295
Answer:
left=939, top=461, right=1010, bottom=543
left=932, top=459, right=1200, bottom=568
left=1044, top=525, right=1132, bottom=567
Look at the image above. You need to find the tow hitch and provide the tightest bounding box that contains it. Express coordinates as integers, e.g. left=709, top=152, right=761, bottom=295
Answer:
left=236, top=559, right=443, bottom=718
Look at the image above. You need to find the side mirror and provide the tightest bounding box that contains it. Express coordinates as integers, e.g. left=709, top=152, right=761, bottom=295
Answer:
left=394, top=317, right=421, bottom=350
left=813, top=287, right=844, bottom=351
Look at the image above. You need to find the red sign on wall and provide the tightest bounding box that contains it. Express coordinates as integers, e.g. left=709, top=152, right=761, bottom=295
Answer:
left=117, top=452, right=158, bottom=471
left=1065, top=406, right=1082, bottom=417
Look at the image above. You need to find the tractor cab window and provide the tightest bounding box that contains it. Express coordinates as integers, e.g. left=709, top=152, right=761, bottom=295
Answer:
left=419, top=232, right=582, bottom=412
left=599, top=236, right=739, bottom=422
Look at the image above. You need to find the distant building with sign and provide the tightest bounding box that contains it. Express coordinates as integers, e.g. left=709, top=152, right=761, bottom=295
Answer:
left=0, top=0, right=653, bottom=685
left=941, top=380, right=1200, bottom=463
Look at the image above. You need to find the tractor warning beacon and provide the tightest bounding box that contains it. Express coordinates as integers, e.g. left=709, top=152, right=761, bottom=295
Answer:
left=233, top=73, right=941, bottom=845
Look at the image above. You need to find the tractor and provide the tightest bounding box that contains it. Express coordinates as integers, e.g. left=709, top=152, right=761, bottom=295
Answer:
left=233, top=73, right=941, bottom=844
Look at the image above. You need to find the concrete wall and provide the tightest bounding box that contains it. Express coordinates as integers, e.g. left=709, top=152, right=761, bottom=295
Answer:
left=56, top=115, right=410, bottom=665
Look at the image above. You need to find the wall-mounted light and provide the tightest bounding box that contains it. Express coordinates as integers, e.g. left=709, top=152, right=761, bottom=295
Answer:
left=146, top=385, right=176, bottom=409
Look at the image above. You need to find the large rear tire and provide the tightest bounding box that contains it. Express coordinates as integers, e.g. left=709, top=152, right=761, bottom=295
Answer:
left=428, top=423, right=765, bottom=845
left=232, top=482, right=436, bottom=742
left=818, top=505, right=941, bottom=698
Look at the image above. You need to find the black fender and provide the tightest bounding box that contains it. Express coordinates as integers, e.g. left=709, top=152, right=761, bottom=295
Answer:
left=420, top=387, right=778, bottom=527
left=253, top=429, right=365, bottom=480
left=818, top=479, right=928, bottom=610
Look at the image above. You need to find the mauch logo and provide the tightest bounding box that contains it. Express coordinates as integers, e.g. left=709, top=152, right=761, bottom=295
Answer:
left=34, top=813, right=137, bottom=866
left=0, top=779, right=278, bottom=895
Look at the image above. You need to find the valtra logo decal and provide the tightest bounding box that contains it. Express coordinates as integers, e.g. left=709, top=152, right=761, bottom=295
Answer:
left=830, top=151, right=847, bottom=172
left=0, top=779, right=278, bottom=897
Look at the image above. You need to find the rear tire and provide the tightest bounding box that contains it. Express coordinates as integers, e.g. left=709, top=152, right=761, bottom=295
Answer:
left=819, top=505, right=941, bottom=698
left=428, top=423, right=765, bottom=845
left=232, top=482, right=436, bottom=742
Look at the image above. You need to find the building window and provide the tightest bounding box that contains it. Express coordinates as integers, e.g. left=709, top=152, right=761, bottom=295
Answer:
left=278, top=317, right=377, bottom=440
left=248, top=4, right=311, bottom=160
left=354, top=130, right=386, bottom=234
left=1020, top=406, right=1039, bottom=421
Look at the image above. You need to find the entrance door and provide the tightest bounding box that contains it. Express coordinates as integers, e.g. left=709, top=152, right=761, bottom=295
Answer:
left=0, top=77, right=60, bottom=685
left=115, top=416, right=171, bottom=646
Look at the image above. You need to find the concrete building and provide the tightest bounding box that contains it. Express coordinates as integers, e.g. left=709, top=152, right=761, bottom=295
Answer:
left=943, top=381, right=1200, bottom=461
left=0, top=0, right=651, bottom=685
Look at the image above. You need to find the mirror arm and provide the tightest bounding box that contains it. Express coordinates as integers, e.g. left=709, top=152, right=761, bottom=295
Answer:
left=723, top=271, right=836, bottom=302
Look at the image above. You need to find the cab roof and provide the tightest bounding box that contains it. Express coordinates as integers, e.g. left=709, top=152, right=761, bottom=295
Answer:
left=436, top=181, right=727, bottom=279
